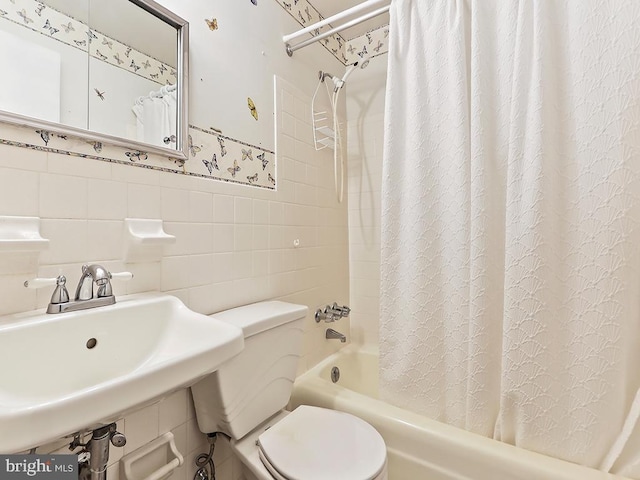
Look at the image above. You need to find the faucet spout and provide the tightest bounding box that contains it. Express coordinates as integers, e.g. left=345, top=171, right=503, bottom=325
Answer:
left=75, top=264, right=112, bottom=301
left=326, top=328, right=346, bottom=343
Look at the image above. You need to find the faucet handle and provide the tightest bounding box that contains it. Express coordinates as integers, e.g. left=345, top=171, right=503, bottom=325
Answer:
left=24, top=275, right=70, bottom=306
left=110, top=271, right=134, bottom=281
left=24, top=277, right=59, bottom=289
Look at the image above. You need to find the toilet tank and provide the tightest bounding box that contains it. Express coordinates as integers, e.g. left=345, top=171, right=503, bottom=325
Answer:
left=191, top=301, right=308, bottom=439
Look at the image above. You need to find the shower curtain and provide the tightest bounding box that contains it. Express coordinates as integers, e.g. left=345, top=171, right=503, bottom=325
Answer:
left=132, top=85, right=177, bottom=147
left=379, top=0, right=640, bottom=474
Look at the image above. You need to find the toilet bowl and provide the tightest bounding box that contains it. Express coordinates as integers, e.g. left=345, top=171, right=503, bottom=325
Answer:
left=231, top=408, right=387, bottom=480
left=190, top=301, right=388, bottom=480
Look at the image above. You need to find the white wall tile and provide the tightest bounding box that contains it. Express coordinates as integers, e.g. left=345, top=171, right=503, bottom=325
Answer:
left=88, top=179, right=127, bottom=220
left=233, top=197, right=252, bottom=224
left=40, top=173, right=88, bottom=219
left=189, top=191, right=214, bottom=223
left=0, top=168, right=39, bottom=216
left=158, top=389, right=188, bottom=435
left=123, top=403, right=159, bottom=455
left=162, top=188, right=190, bottom=222
left=128, top=184, right=161, bottom=218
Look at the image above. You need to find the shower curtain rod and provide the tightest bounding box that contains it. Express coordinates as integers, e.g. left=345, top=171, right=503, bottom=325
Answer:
left=283, top=0, right=390, bottom=56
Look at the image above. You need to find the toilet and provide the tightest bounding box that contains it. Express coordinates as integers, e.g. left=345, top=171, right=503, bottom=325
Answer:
left=190, top=301, right=388, bottom=480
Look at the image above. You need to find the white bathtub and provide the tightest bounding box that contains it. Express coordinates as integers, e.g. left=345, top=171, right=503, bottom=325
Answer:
left=290, top=346, right=627, bottom=480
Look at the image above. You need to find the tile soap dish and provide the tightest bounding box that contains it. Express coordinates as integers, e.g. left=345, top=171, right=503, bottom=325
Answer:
left=0, top=216, right=49, bottom=274
left=124, top=218, right=175, bottom=263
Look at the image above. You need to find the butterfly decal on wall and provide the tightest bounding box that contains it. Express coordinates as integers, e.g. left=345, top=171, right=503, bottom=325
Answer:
left=36, top=129, right=50, bottom=145
left=17, top=9, right=33, bottom=24
left=257, top=152, right=268, bottom=170
left=125, top=47, right=132, bottom=57
left=125, top=151, right=148, bottom=162
left=56, top=134, right=67, bottom=140
left=241, top=148, right=253, bottom=161
left=283, top=2, right=291, bottom=11
left=170, top=69, right=176, bottom=77
left=384, top=29, right=389, bottom=38
left=130, top=60, right=140, bottom=72
left=268, top=173, right=275, bottom=185
left=366, top=33, right=373, bottom=45
left=94, top=88, right=106, bottom=100
left=102, top=38, right=113, bottom=49
left=96, top=50, right=108, bottom=61
left=0, top=9, right=7, bottom=16
left=205, top=18, right=218, bottom=30
left=35, top=3, right=45, bottom=16
left=373, top=41, right=384, bottom=53
left=297, top=11, right=306, bottom=24
left=87, top=30, right=98, bottom=42
left=90, top=141, right=102, bottom=153
left=74, top=39, right=87, bottom=47
left=228, top=160, right=241, bottom=178
left=202, top=154, right=218, bottom=174
left=305, top=6, right=311, bottom=21
left=247, top=97, right=258, bottom=121
left=150, top=73, right=159, bottom=79
left=61, top=21, right=74, bottom=33
left=217, top=137, right=227, bottom=156
left=347, top=44, right=355, bottom=54
left=43, top=19, right=58, bottom=35
left=247, top=173, right=258, bottom=184
left=113, top=53, right=124, bottom=65
left=358, top=46, right=368, bottom=58
left=142, top=60, right=151, bottom=69
left=188, top=135, right=201, bottom=157
left=158, top=64, right=167, bottom=74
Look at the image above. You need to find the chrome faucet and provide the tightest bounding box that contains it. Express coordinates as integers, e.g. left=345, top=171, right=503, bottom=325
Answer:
left=326, top=328, right=346, bottom=343
left=24, top=264, right=133, bottom=314
left=75, top=264, right=112, bottom=301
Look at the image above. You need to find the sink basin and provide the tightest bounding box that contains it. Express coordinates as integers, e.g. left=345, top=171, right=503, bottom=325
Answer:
left=0, top=293, right=244, bottom=453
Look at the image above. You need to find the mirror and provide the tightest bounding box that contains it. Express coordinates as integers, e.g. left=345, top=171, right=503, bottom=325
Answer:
left=0, top=0, right=189, bottom=160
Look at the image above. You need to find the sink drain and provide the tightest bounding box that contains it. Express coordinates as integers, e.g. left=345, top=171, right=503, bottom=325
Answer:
left=331, top=366, right=340, bottom=383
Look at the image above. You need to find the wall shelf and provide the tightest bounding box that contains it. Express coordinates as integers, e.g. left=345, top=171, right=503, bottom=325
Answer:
left=0, top=216, right=49, bottom=274
left=124, top=218, right=175, bottom=263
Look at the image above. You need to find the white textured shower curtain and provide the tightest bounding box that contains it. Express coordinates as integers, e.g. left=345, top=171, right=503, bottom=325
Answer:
left=380, top=0, right=640, bottom=473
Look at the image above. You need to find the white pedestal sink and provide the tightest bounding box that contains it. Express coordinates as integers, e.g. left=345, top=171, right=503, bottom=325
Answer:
left=0, top=293, right=244, bottom=453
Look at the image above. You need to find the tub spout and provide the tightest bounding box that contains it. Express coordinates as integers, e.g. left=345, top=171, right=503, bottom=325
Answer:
left=326, top=328, right=346, bottom=343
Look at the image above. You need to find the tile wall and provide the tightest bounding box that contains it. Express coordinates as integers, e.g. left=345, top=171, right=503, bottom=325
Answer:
left=0, top=76, right=349, bottom=480
left=346, top=53, right=387, bottom=346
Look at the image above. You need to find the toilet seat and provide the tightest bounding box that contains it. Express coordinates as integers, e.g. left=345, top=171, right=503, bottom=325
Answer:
left=257, top=405, right=387, bottom=480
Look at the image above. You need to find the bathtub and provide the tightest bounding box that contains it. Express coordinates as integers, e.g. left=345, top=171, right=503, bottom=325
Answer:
left=290, top=346, right=627, bottom=480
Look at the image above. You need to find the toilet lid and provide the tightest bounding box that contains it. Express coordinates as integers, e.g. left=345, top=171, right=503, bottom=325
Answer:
left=257, top=405, right=386, bottom=480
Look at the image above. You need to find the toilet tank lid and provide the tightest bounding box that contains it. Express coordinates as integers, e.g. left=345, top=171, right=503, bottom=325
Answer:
left=209, top=301, right=308, bottom=338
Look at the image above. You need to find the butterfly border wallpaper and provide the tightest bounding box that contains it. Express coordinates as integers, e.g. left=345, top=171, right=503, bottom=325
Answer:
left=0, top=0, right=389, bottom=191
left=0, top=0, right=176, bottom=87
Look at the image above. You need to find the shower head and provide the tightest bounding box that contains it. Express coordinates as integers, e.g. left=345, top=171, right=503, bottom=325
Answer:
left=333, top=55, right=374, bottom=91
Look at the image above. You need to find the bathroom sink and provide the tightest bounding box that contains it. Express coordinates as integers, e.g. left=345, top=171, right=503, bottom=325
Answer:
left=0, top=293, right=244, bottom=453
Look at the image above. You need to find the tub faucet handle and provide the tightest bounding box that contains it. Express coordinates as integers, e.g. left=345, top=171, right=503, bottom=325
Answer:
left=330, top=302, right=351, bottom=318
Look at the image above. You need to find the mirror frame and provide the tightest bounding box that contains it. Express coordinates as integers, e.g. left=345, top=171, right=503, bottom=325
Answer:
left=0, top=0, right=189, bottom=161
